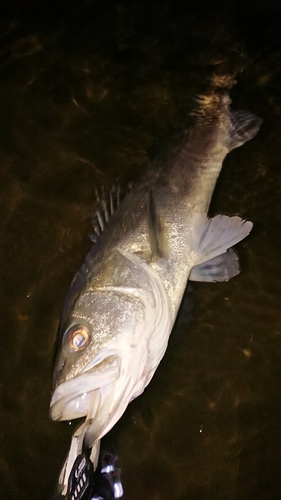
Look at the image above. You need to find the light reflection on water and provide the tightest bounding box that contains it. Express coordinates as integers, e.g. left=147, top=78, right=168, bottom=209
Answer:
left=1, top=2, right=281, bottom=499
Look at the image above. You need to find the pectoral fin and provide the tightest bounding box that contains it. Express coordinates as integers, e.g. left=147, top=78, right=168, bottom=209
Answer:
left=189, top=248, right=239, bottom=282
left=148, top=188, right=169, bottom=259
left=191, top=213, right=252, bottom=268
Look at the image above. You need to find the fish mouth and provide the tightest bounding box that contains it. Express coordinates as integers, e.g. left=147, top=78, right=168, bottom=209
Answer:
left=50, top=355, right=120, bottom=424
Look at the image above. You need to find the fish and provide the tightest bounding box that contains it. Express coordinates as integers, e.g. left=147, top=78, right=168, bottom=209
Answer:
left=50, top=81, right=261, bottom=472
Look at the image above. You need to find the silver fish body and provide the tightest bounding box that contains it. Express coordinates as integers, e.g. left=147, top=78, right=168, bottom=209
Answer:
left=50, top=90, right=261, bottom=456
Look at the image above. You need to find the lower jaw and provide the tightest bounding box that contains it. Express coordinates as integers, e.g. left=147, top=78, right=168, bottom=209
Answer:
left=50, top=389, right=99, bottom=421
left=50, top=385, right=116, bottom=445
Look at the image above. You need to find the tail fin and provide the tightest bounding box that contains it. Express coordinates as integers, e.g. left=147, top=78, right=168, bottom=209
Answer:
left=191, top=73, right=262, bottom=144
left=228, top=109, right=262, bottom=150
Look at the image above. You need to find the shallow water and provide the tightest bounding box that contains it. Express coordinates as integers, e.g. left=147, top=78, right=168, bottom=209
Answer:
left=1, top=1, right=281, bottom=499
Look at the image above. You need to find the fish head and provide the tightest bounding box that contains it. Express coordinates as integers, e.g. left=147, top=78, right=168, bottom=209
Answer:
left=50, top=286, right=149, bottom=443
left=50, top=250, right=172, bottom=444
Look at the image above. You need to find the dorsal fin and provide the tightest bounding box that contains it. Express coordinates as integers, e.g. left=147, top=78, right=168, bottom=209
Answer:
left=90, top=186, right=123, bottom=243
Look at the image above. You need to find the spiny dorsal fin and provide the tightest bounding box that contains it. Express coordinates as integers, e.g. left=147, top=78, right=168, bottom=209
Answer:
left=90, top=185, right=124, bottom=243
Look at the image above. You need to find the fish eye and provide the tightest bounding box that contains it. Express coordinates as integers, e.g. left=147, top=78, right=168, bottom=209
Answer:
left=64, top=325, right=91, bottom=352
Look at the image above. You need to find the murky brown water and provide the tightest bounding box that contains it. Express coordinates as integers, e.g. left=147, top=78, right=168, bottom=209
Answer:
left=1, top=1, right=281, bottom=499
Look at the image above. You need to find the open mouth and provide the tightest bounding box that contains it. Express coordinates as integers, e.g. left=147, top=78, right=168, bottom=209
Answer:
left=50, top=355, right=120, bottom=422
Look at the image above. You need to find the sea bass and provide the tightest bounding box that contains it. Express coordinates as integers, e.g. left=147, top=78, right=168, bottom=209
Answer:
left=50, top=86, right=261, bottom=470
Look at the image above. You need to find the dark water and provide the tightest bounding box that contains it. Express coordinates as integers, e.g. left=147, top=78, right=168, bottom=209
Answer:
left=1, top=1, right=281, bottom=499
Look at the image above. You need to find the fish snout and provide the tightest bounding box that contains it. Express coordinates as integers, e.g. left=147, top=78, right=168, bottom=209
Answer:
left=53, top=358, right=66, bottom=389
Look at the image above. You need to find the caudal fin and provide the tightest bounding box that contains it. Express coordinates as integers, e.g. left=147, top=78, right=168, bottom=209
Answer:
left=228, top=109, right=262, bottom=150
